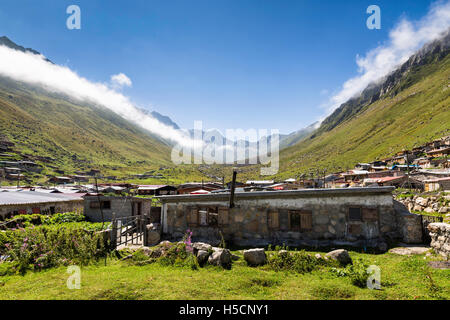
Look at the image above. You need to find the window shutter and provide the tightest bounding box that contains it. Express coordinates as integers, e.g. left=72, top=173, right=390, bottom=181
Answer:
left=32, top=207, right=41, bottom=214
left=300, top=211, right=312, bottom=231
left=268, top=211, right=279, bottom=230
left=218, top=207, right=229, bottom=226
left=188, top=208, right=198, bottom=227
left=362, top=208, right=378, bottom=222
left=18, top=209, right=27, bottom=215
left=348, top=223, right=362, bottom=235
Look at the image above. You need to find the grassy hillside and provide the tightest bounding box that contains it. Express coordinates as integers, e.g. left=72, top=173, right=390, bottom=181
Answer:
left=275, top=53, right=450, bottom=178
left=0, top=77, right=177, bottom=183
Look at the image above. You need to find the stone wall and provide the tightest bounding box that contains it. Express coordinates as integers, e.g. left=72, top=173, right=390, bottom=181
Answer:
left=159, top=188, right=422, bottom=249
left=0, top=200, right=83, bottom=220
left=428, top=223, right=450, bottom=259
left=84, top=196, right=152, bottom=222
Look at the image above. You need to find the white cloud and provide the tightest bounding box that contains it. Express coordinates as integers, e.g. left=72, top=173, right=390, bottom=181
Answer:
left=0, top=45, right=195, bottom=147
left=321, top=0, right=450, bottom=120
left=110, top=72, right=132, bottom=88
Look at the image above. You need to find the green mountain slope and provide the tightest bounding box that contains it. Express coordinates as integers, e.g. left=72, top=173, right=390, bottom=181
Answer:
left=0, top=76, right=174, bottom=181
left=275, top=35, right=450, bottom=178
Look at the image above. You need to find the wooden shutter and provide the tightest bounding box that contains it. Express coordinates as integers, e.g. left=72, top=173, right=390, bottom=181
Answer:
left=348, top=223, right=362, bottom=235
left=32, top=207, right=41, bottom=214
left=362, top=208, right=378, bottom=222
left=187, top=208, right=198, bottom=227
left=300, top=211, right=312, bottom=231
left=218, top=207, right=229, bottom=226
left=18, top=209, right=27, bottom=215
left=268, top=211, right=279, bottom=230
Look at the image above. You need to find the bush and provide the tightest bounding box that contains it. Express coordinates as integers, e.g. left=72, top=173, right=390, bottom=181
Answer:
left=4, top=212, right=86, bottom=228
left=0, top=223, right=109, bottom=274
left=330, top=258, right=371, bottom=288
left=267, top=249, right=334, bottom=274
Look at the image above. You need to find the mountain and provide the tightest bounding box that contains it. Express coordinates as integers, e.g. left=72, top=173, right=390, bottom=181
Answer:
left=280, top=122, right=319, bottom=149
left=0, top=37, right=179, bottom=183
left=273, top=30, right=450, bottom=178
left=0, top=36, right=52, bottom=63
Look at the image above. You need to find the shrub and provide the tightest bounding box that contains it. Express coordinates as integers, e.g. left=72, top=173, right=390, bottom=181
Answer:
left=4, top=212, right=86, bottom=228
left=268, top=250, right=333, bottom=274
left=330, top=258, right=371, bottom=288
left=1, top=223, right=109, bottom=274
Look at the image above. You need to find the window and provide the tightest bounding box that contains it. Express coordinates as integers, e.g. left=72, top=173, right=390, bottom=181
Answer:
left=207, top=207, right=219, bottom=227
left=102, top=201, right=111, bottom=210
left=32, top=207, right=41, bottom=214
left=289, top=210, right=312, bottom=231
left=199, top=210, right=208, bottom=226
left=348, top=207, right=362, bottom=221
left=290, top=211, right=301, bottom=231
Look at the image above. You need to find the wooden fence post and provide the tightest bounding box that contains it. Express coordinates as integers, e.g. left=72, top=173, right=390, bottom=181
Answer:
left=111, top=212, right=117, bottom=249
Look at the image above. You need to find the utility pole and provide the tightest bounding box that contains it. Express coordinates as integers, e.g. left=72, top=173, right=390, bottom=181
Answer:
left=405, top=152, right=411, bottom=190
left=95, top=175, right=105, bottom=229
left=229, top=170, right=237, bottom=209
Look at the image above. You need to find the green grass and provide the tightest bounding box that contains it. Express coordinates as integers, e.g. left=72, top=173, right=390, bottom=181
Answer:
left=0, top=250, right=448, bottom=300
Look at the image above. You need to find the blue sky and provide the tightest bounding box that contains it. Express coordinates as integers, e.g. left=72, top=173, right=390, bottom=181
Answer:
left=0, top=0, right=440, bottom=134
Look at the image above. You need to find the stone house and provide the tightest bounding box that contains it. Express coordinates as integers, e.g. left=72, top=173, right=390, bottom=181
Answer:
left=157, top=187, right=423, bottom=249
left=0, top=191, right=84, bottom=220
left=83, top=195, right=152, bottom=222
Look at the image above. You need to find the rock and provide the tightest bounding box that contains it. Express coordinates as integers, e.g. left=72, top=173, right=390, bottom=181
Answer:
left=208, top=248, right=232, bottom=268
left=413, top=205, right=423, bottom=212
left=424, top=207, right=434, bottom=214
left=193, top=242, right=212, bottom=253
left=146, top=230, right=161, bottom=246
left=325, top=249, right=353, bottom=266
left=378, top=242, right=388, bottom=252
left=196, top=250, right=210, bottom=265
left=159, top=240, right=172, bottom=247
left=243, top=248, right=267, bottom=266
left=314, top=253, right=323, bottom=259
left=389, top=247, right=431, bottom=256
left=231, top=254, right=240, bottom=261
left=416, top=197, right=429, bottom=207
left=439, top=207, right=449, bottom=214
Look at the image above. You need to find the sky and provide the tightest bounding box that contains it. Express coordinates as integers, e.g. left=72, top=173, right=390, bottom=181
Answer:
left=0, top=0, right=448, bottom=135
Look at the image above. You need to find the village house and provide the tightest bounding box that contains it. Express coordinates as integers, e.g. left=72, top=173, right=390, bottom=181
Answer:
left=177, top=183, right=223, bottom=195
left=156, top=187, right=423, bottom=249
left=48, top=176, right=74, bottom=185
left=137, top=185, right=177, bottom=196
left=0, top=191, right=84, bottom=220
left=83, top=195, right=152, bottom=222
left=426, top=146, right=450, bottom=158
left=423, top=177, right=450, bottom=192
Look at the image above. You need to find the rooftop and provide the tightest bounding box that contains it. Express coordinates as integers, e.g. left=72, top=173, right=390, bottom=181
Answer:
left=156, top=187, right=395, bottom=202
left=0, top=191, right=84, bottom=206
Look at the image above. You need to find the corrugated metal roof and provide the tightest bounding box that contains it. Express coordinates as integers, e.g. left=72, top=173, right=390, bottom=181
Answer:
left=0, top=191, right=83, bottom=206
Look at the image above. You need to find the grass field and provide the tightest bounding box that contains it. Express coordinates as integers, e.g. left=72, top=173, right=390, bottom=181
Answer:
left=0, top=250, right=448, bottom=300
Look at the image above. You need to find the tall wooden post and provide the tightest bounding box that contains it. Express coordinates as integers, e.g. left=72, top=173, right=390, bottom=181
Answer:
left=229, top=170, right=237, bottom=209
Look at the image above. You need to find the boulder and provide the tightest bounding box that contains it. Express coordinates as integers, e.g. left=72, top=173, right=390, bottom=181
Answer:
left=416, top=197, right=429, bottom=207
left=439, top=207, right=449, bottom=214
left=413, top=205, right=423, bottom=212
left=193, top=242, right=212, bottom=253
left=243, top=248, right=267, bottom=266
left=146, top=229, right=161, bottom=246
left=196, top=250, right=210, bottom=265
left=325, top=249, right=353, bottom=266
left=424, top=207, right=434, bottom=214
left=208, top=248, right=232, bottom=268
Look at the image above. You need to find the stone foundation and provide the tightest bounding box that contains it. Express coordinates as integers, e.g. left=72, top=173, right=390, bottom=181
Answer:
left=428, top=223, right=450, bottom=259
